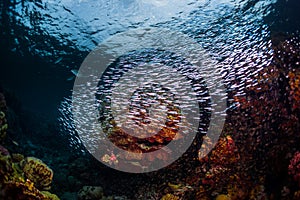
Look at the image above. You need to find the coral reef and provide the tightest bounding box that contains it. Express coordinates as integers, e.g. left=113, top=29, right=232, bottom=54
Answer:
left=0, top=148, right=59, bottom=199
left=84, top=34, right=300, bottom=200
left=288, top=151, right=300, bottom=187
left=22, top=157, right=53, bottom=191
left=97, top=92, right=186, bottom=172
left=77, top=186, right=113, bottom=200
left=216, top=194, right=230, bottom=200
left=0, top=93, right=59, bottom=199
left=0, top=92, right=8, bottom=143
left=205, top=135, right=239, bottom=166
left=0, top=145, right=13, bottom=182
left=249, top=184, right=267, bottom=200
left=288, top=70, right=300, bottom=110
left=2, top=179, right=59, bottom=200
left=195, top=186, right=210, bottom=200
left=160, top=193, right=180, bottom=200
left=41, top=191, right=60, bottom=200
left=0, top=31, right=299, bottom=200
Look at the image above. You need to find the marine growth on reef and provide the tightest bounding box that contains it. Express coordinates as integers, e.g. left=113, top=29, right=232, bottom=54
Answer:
left=0, top=92, right=59, bottom=200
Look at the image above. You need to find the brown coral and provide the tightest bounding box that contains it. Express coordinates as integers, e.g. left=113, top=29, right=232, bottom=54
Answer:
left=0, top=151, right=59, bottom=199
left=2, top=178, right=47, bottom=200
left=0, top=92, right=59, bottom=199
left=22, top=157, right=53, bottom=191
left=160, top=193, right=180, bottom=200
left=2, top=179, right=58, bottom=200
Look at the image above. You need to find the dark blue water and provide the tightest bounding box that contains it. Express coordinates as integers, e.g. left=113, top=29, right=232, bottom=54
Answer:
left=0, top=0, right=300, bottom=199
left=1, top=0, right=299, bottom=117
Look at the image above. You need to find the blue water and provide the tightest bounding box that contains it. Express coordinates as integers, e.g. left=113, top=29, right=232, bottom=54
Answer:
left=1, top=0, right=298, bottom=117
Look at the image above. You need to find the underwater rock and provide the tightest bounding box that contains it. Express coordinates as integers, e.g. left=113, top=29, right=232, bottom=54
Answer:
left=11, top=153, right=25, bottom=163
left=0, top=93, right=7, bottom=111
left=22, top=157, right=53, bottom=191
left=0, top=146, right=13, bottom=182
left=0, top=111, right=8, bottom=143
left=78, top=186, right=113, bottom=200
left=0, top=92, right=8, bottom=143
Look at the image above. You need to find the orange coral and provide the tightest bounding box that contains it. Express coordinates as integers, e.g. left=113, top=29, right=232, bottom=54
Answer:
left=107, top=104, right=181, bottom=150
left=102, top=96, right=184, bottom=169
left=288, top=70, right=300, bottom=110
left=200, top=135, right=239, bottom=166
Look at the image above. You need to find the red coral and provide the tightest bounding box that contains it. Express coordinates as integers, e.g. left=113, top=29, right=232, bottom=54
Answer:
left=207, top=135, right=239, bottom=166
left=288, top=151, right=300, bottom=187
